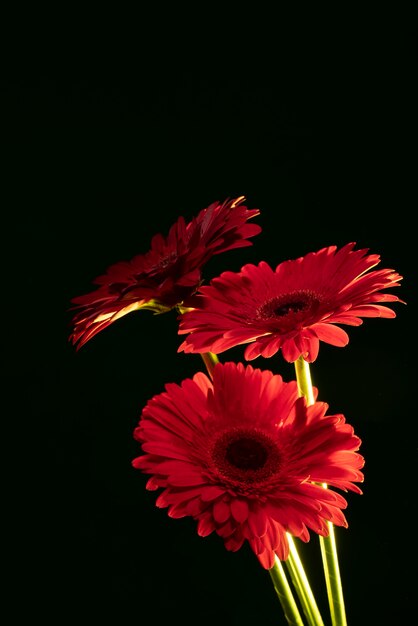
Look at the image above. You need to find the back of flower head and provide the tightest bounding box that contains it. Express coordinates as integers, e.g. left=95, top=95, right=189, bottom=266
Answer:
left=68, top=196, right=261, bottom=350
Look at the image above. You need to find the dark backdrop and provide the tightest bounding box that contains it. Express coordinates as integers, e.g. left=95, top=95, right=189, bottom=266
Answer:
left=6, top=19, right=417, bottom=626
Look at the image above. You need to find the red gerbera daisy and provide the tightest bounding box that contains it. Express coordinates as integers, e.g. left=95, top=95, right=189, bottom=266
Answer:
left=178, top=242, right=404, bottom=363
left=132, top=361, right=364, bottom=569
left=68, top=196, right=261, bottom=349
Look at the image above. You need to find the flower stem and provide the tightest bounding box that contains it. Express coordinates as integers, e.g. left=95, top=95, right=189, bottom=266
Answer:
left=200, top=352, right=219, bottom=379
left=319, top=514, right=347, bottom=626
left=294, top=356, right=347, bottom=626
left=285, top=535, right=325, bottom=626
left=269, top=557, right=305, bottom=626
left=294, top=355, right=315, bottom=405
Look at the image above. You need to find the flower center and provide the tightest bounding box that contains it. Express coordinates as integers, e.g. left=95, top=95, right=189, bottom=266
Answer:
left=272, top=299, right=307, bottom=316
left=225, top=437, right=268, bottom=470
left=255, top=289, right=321, bottom=329
left=211, top=428, right=281, bottom=489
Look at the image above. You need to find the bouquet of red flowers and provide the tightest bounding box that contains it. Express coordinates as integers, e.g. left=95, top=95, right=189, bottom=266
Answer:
left=69, top=196, right=404, bottom=626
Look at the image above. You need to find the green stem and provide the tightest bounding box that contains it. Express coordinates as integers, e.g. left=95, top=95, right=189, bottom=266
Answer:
left=294, top=356, right=347, bottom=626
left=269, top=557, right=305, bottom=626
left=293, top=355, right=315, bottom=405
left=285, top=535, right=325, bottom=626
left=319, top=517, right=347, bottom=626
left=200, top=352, right=219, bottom=379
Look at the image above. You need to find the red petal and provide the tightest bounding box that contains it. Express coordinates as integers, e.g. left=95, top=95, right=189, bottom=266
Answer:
left=311, top=323, right=349, bottom=346
left=230, top=499, right=249, bottom=523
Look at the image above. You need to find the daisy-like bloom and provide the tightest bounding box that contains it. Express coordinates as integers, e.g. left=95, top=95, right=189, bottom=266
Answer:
left=132, top=361, right=364, bottom=569
left=69, top=196, right=261, bottom=349
left=178, top=242, right=404, bottom=363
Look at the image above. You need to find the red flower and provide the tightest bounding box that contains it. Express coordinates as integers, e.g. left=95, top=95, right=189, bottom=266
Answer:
left=69, top=196, right=261, bottom=349
left=132, top=361, right=364, bottom=569
left=178, top=242, right=404, bottom=363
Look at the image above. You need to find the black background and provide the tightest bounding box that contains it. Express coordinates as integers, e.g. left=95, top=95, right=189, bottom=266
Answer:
left=6, top=16, right=417, bottom=626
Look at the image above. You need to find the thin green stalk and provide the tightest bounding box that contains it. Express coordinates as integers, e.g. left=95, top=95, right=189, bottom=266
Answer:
left=200, top=352, right=219, bottom=379
left=294, top=355, right=316, bottom=405
left=285, top=535, right=325, bottom=626
left=294, top=356, right=347, bottom=626
left=319, top=514, right=347, bottom=626
left=269, top=557, right=305, bottom=626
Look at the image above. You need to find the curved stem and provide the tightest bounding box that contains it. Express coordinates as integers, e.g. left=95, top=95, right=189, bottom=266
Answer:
left=285, top=535, right=325, bottom=626
left=269, top=557, right=305, bottom=626
left=294, top=356, right=347, bottom=626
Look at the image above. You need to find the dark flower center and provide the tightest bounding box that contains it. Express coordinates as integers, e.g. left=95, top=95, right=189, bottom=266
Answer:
left=272, top=299, right=308, bottom=316
left=225, top=437, right=268, bottom=470
left=255, top=289, right=322, bottom=329
left=211, top=428, right=282, bottom=489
